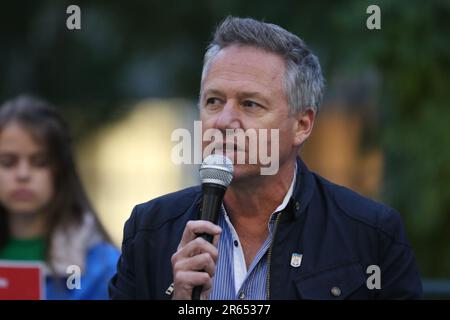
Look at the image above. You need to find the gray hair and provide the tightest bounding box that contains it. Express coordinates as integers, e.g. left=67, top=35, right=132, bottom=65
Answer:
left=200, top=16, right=325, bottom=114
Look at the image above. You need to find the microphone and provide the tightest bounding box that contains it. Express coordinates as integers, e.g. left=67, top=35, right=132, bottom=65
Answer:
left=192, top=154, right=233, bottom=300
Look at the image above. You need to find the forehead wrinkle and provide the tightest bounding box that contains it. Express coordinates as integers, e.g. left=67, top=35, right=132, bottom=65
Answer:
left=204, top=68, right=283, bottom=99
left=208, top=59, right=283, bottom=82
left=201, top=46, right=287, bottom=104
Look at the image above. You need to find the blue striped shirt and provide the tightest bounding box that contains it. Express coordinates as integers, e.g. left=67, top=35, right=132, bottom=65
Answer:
left=208, top=170, right=296, bottom=300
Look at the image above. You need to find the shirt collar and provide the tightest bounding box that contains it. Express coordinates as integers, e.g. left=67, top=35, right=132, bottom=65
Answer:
left=272, top=162, right=297, bottom=214
left=196, top=157, right=316, bottom=221
left=221, top=163, right=297, bottom=222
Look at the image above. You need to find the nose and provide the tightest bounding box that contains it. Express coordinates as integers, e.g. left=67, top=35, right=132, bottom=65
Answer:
left=16, top=160, right=31, bottom=182
left=214, top=100, right=242, bottom=131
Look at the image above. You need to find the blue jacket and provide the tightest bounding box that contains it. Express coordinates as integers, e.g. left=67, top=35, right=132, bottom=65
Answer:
left=47, top=242, right=119, bottom=300
left=109, top=158, right=422, bottom=299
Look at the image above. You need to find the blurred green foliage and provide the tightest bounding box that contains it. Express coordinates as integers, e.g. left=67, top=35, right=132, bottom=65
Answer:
left=330, top=0, right=450, bottom=277
left=0, top=0, right=449, bottom=277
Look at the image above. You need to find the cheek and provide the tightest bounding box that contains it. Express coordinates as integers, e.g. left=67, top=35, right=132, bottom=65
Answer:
left=200, top=117, right=219, bottom=147
left=199, top=108, right=211, bottom=120
left=266, top=120, right=293, bottom=143
left=34, top=171, right=55, bottom=203
left=200, top=112, right=216, bottom=129
left=0, top=171, right=14, bottom=200
left=279, top=128, right=294, bottom=144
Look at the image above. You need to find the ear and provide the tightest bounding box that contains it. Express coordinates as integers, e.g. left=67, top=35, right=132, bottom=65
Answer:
left=292, top=108, right=315, bottom=147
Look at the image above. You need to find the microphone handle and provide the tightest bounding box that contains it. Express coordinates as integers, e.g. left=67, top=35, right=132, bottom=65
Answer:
left=192, top=184, right=226, bottom=300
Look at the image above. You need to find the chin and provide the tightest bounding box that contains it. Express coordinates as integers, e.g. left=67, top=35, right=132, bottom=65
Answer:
left=229, top=163, right=262, bottom=183
left=7, top=203, right=44, bottom=216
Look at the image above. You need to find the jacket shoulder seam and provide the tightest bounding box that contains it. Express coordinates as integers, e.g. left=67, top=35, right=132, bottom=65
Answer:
left=319, top=178, right=411, bottom=247
left=133, top=187, right=201, bottom=232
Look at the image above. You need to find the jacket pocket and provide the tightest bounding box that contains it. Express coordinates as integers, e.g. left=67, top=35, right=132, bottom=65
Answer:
left=294, top=262, right=366, bottom=300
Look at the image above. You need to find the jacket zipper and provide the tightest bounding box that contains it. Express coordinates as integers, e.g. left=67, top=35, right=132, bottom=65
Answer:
left=265, top=212, right=282, bottom=300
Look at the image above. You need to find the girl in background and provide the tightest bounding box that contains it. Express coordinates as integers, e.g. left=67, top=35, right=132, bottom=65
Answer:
left=0, top=95, right=119, bottom=299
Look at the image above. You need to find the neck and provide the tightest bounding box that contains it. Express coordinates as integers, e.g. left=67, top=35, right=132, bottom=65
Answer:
left=8, top=212, right=46, bottom=240
left=224, top=158, right=297, bottom=226
left=223, top=158, right=297, bottom=268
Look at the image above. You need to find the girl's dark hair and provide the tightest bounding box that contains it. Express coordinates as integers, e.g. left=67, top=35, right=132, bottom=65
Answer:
left=0, top=95, right=112, bottom=266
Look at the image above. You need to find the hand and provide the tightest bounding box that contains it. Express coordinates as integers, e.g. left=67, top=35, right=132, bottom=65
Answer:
left=171, top=220, right=222, bottom=300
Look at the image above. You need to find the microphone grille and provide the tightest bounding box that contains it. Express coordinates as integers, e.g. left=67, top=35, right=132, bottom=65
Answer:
left=199, top=154, right=234, bottom=187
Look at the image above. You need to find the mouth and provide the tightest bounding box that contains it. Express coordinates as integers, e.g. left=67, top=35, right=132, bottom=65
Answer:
left=10, top=189, right=35, bottom=201
left=224, top=143, right=241, bottom=152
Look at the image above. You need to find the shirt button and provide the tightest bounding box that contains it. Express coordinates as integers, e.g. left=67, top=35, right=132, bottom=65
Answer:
left=331, top=286, right=341, bottom=297
left=295, top=201, right=300, bottom=211
left=233, top=240, right=239, bottom=247
left=239, top=292, right=246, bottom=300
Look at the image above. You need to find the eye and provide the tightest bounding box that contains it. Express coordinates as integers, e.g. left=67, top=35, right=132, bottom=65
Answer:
left=31, top=154, right=50, bottom=168
left=243, top=100, right=263, bottom=108
left=0, top=154, right=16, bottom=168
left=204, top=97, right=223, bottom=110
left=206, top=97, right=220, bottom=105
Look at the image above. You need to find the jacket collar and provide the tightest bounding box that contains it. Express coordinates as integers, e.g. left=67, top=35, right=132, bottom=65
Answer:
left=290, top=157, right=316, bottom=219
left=195, top=157, right=316, bottom=220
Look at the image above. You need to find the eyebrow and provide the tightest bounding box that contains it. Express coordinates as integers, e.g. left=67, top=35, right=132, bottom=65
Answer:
left=202, top=89, right=271, bottom=105
left=236, top=91, right=270, bottom=105
left=0, top=150, right=46, bottom=157
left=202, top=89, right=225, bottom=99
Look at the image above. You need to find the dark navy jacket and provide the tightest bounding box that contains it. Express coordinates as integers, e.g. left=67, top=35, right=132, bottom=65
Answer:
left=109, top=159, right=422, bottom=299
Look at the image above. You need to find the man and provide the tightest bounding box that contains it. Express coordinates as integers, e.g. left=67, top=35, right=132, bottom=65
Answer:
left=109, top=16, right=422, bottom=299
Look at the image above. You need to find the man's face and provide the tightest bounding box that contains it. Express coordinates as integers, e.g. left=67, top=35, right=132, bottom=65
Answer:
left=200, top=45, right=302, bottom=181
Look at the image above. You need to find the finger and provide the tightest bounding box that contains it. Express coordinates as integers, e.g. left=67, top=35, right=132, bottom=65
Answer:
left=212, top=233, right=221, bottom=248
left=179, top=220, right=222, bottom=248
left=172, top=271, right=212, bottom=300
left=173, top=252, right=216, bottom=277
left=172, top=237, right=219, bottom=263
left=189, top=237, right=219, bottom=261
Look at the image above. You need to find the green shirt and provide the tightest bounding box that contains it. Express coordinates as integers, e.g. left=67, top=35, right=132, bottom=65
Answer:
left=0, top=237, right=45, bottom=261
